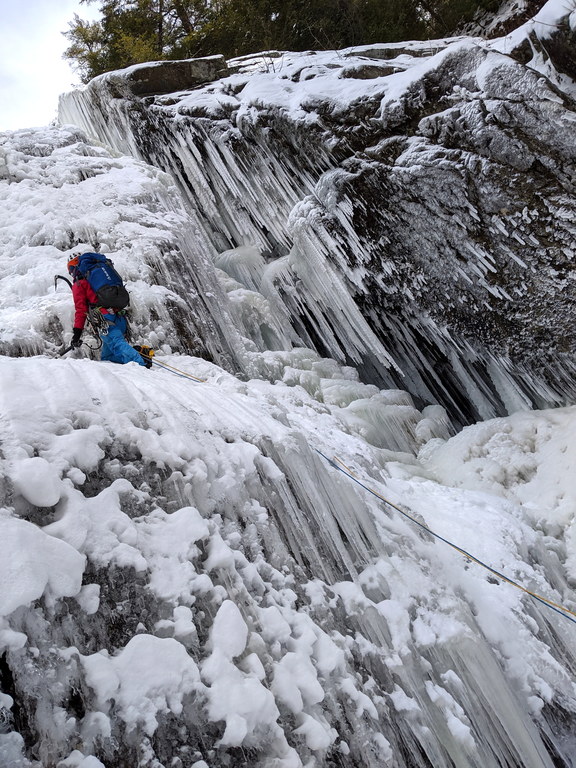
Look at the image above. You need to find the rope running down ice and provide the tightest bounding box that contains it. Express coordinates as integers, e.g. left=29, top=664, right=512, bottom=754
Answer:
left=148, top=356, right=206, bottom=382
left=315, top=449, right=576, bottom=627
left=140, top=349, right=576, bottom=627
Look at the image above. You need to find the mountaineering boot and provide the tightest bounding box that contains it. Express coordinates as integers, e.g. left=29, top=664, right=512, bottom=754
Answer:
left=133, top=344, right=154, bottom=369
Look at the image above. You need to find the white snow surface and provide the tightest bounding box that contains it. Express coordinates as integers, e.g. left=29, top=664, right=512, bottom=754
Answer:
left=2, top=29, right=576, bottom=767
left=3, top=347, right=576, bottom=766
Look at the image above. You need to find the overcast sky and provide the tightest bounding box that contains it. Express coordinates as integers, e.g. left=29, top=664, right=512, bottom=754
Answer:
left=0, top=0, right=100, bottom=131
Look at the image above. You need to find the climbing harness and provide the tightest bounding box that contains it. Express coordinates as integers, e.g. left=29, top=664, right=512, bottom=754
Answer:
left=87, top=307, right=108, bottom=339
left=54, top=273, right=133, bottom=351
left=316, top=449, right=576, bottom=627
left=86, top=303, right=132, bottom=344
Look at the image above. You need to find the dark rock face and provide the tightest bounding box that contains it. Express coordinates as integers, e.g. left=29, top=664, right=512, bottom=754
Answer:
left=541, top=24, right=576, bottom=79
left=59, top=4, right=576, bottom=425
left=460, top=0, right=547, bottom=37
left=108, top=55, right=229, bottom=97
left=325, top=45, right=576, bottom=422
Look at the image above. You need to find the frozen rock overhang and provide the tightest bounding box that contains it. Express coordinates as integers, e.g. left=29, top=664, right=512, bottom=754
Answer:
left=59, top=0, right=576, bottom=425
left=97, top=55, right=229, bottom=97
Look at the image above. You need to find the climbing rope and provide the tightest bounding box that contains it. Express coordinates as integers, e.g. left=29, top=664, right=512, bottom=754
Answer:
left=316, top=449, right=576, bottom=627
left=51, top=268, right=576, bottom=625
left=133, top=347, right=576, bottom=627
left=147, top=355, right=206, bottom=383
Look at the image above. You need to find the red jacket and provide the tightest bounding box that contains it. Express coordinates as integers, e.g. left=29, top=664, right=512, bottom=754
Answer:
left=71, top=279, right=99, bottom=330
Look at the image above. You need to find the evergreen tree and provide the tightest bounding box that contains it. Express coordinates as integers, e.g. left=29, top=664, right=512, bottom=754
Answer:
left=64, top=0, right=202, bottom=81
left=64, top=0, right=503, bottom=82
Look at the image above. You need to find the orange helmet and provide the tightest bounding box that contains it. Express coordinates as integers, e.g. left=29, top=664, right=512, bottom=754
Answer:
left=67, top=254, right=80, bottom=274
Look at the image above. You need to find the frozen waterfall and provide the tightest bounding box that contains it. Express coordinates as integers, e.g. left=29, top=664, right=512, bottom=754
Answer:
left=59, top=0, right=576, bottom=426
left=1, top=2, right=576, bottom=766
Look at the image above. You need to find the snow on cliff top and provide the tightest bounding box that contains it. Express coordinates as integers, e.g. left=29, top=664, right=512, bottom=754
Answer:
left=73, top=0, right=574, bottom=129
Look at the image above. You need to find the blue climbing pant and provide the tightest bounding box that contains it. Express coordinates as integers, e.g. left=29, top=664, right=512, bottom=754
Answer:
left=100, top=314, right=146, bottom=367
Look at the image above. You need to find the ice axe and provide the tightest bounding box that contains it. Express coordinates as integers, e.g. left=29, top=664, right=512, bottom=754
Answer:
left=54, top=275, right=77, bottom=355
left=54, top=274, right=73, bottom=291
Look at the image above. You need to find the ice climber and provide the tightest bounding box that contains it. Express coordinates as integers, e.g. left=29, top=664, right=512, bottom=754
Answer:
left=67, top=252, right=151, bottom=368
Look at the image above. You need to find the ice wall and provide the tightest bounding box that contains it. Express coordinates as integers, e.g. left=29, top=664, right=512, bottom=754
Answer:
left=1, top=123, right=576, bottom=767
left=1, top=3, right=575, bottom=765
left=1, top=353, right=575, bottom=768
left=59, top=0, right=576, bottom=425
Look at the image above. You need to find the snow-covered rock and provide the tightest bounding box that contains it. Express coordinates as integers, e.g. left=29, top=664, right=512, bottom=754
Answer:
left=59, top=0, right=576, bottom=426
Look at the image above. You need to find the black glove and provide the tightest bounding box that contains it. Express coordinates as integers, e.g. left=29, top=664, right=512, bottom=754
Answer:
left=71, top=328, right=83, bottom=348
